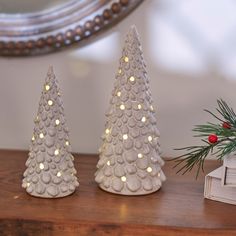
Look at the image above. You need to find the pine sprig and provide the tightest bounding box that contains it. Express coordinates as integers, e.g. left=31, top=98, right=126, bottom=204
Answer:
left=173, top=143, right=215, bottom=178
left=193, top=123, right=233, bottom=137
left=173, top=99, right=236, bottom=178
left=216, top=99, right=236, bottom=125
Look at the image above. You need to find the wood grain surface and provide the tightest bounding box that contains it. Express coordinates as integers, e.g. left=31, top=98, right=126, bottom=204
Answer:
left=0, top=149, right=235, bottom=236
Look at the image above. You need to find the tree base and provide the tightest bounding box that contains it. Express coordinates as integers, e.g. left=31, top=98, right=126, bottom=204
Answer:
left=98, top=184, right=162, bottom=196
left=25, top=189, right=76, bottom=198
left=23, top=181, right=78, bottom=198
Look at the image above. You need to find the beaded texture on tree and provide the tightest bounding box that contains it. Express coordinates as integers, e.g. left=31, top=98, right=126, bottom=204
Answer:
left=22, top=67, right=79, bottom=198
left=95, top=25, right=166, bottom=195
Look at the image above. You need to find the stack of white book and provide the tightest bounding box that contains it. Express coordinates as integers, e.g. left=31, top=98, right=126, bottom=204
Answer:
left=204, top=155, right=236, bottom=205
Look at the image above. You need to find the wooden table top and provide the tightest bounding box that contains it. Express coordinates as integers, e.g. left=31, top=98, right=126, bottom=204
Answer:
left=0, top=149, right=236, bottom=236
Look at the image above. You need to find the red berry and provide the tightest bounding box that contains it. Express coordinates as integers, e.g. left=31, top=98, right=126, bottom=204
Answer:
left=222, top=122, right=231, bottom=129
left=208, top=134, right=218, bottom=144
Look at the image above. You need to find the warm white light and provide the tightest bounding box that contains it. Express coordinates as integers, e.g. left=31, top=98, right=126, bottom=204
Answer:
left=158, top=172, right=161, bottom=177
left=138, top=104, right=142, bottom=109
left=45, top=84, right=50, bottom=91
left=107, top=161, right=111, bottom=166
left=54, top=149, right=59, bottom=156
left=48, top=100, right=53, bottom=106
left=150, top=105, right=154, bottom=111
left=129, top=76, right=135, bottom=82
left=39, top=163, right=44, bottom=170
left=138, top=153, right=143, bottom=158
left=124, top=56, right=129, bottom=62
left=147, top=167, right=152, bottom=173
left=39, top=133, right=44, bottom=139
left=141, top=117, right=146, bottom=122
left=26, top=183, right=30, bottom=187
left=55, top=119, right=60, bottom=125
left=35, top=116, right=39, bottom=122
left=65, top=141, right=70, bottom=146
left=123, top=134, right=128, bottom=140
left=57, top=172, right=62, bottom=177
left=31, top=135, right=35, bottom=141
left=117, top=91, right=121, bottom=97
left=148, top=136, right=153, bottom=142
left=105, top=129, right=110, bottom=134
left=120, top=104, right=125, bottom=110
left=118, top=69, right=122, bottom=74
left=121, top=176, right=127, bottom=182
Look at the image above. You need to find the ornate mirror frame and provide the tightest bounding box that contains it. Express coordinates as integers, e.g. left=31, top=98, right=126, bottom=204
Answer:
left=0, top=0, right=143, bottom=56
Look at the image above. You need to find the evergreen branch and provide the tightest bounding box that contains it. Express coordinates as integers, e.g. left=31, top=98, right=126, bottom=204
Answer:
left=216, top=139, right=236, bottom=159
left=216, top=99, right=236, bottom=126
left=204, top=109, right=224, bottom=123
left=173, top=99, right=236, bottom=178
left=193, top=123, right=233, bottom=137
left=173, top=142, right=217, bottom=178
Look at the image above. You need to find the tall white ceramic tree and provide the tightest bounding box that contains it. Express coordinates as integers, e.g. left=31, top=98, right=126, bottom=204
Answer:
left=22, top=66, right=79, bottom=198
left=95, top=26, right=166, bottom=195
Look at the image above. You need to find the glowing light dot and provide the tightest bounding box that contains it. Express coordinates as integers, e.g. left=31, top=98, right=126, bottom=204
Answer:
left=31, top=136, right=35, bottom=141
left=54, top=149, right=59, bottom=156
left=120, top=104, right=125, bottom=110
left=158, top=172, right=161, bottom=177
left=138, top=153, right=143, bottom=158
left=129, top=76, right=135, bottom=82
left=117, top=91, right=121, bottom=97
left=45, top=85, right=50, bottom=91
left=48, top=100, right=53, bottom=106
left=55, top=119, right=60, bottom=125
left=118, top=69, right=122, bottom=74
left=147, top=167, right=152, bottom=173
left=105, top=129, right=110, bottom=134
left=150, top=105, right=154, bottom=111
left=141, top=117, right=146, bottom=122
left=124, top=57, right=129, bottom=62
left=138, top=104, right=142, bottom=109
left=107, top=161, right=111, bottom=166
left=26, top=183, right=30, bottom=187
left=39, top=133, right=44, bottom=139
left=57, top=172, right=62, bottom=177
left=123, top=134, right=128, bottom=140
left=148, top=136, right=153, bottom=142
left=65, top=141, right=69, bottom=146
left=39, top=163, right=44, bottom=170
left=35, top=116, right=39, bottom=122
left=121, top=176, right=127, bottom=182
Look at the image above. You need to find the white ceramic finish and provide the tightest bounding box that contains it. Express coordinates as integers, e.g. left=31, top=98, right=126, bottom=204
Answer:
left=22, top=67, right=79, bottom=198
left=95, top=26, right=166, bottom=195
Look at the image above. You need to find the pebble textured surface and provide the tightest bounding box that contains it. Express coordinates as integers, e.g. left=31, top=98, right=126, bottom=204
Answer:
left=22, top=67, right=79, bottom=198
left=95, top=26, right=166, bottom=195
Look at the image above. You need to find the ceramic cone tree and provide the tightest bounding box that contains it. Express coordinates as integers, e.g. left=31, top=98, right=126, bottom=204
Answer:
left=95, top=26, right=166, bottom=195
left=22, top=67, right=79, bottom=198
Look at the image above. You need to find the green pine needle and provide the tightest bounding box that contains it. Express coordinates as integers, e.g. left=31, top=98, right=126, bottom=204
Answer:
left=173, top=99, right=236, bottom=178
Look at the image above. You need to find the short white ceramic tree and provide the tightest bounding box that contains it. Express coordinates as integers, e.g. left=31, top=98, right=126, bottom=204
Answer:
left=22, top=66, right=79, bottom=198
left=95, top=26, right=166, bottom=195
